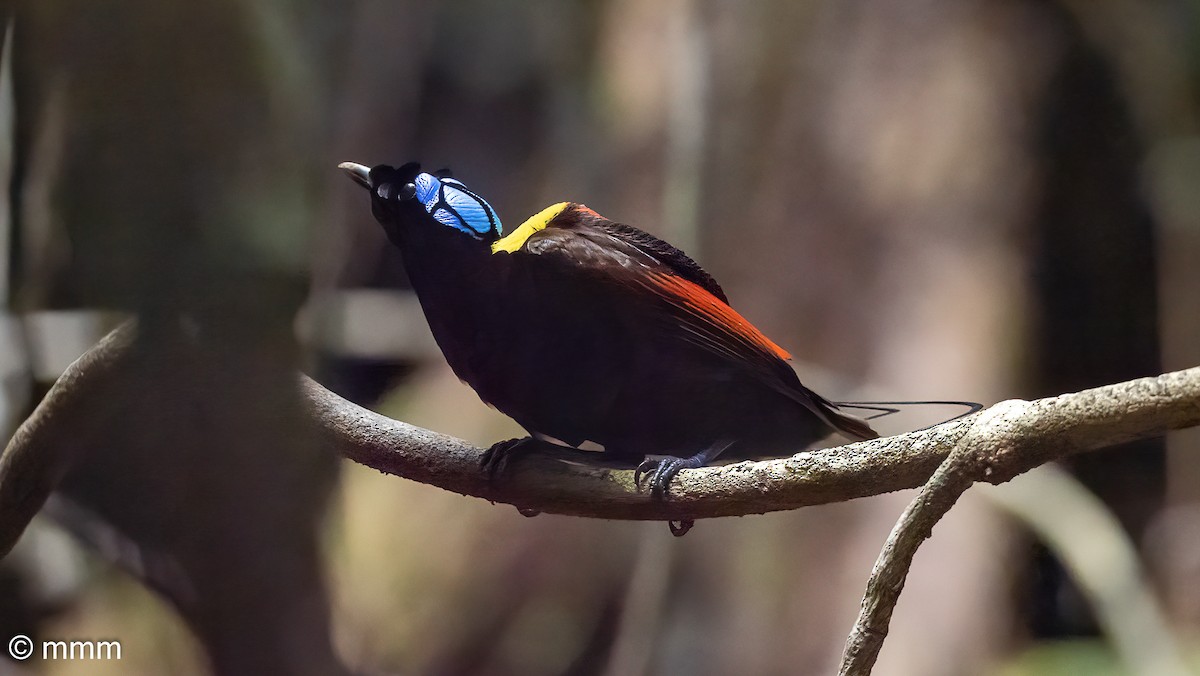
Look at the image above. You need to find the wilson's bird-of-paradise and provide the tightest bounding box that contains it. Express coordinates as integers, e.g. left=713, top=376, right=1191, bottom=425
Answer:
left=338, top=161, right=881, bottom=509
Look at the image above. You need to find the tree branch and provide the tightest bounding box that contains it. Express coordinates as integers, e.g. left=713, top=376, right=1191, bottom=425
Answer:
left=2, top=322, right=1199, bottom=561
left=308, top=367, right=1200, bottom=519
left=837, top=401, right=1022, bottom=675
left=837, top=379, right=1200, bottom=675
left=0, top=322, right=138, bottom=556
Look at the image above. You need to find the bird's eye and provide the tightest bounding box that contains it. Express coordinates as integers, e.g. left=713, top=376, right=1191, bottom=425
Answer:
left=377, top=182, right=418, bottom=202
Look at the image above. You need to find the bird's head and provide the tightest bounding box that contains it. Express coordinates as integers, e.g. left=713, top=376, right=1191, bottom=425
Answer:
left=339, top=161, right=503, bottom=247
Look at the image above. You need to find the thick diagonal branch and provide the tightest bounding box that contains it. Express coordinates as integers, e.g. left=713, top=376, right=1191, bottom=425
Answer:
left=2, top=323, right=1200, bottom=559
left=308, top=366, right=1200, bottom=519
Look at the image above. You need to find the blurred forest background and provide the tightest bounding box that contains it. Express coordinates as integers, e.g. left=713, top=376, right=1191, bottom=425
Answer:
left=0, top=0, right=1197, bottom=674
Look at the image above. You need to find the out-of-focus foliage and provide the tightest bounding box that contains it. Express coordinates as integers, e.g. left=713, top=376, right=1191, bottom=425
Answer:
left=1, top=0, right=1198, bottom=674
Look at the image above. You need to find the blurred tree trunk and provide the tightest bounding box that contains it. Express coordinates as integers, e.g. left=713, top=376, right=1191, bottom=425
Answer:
left=8, top=1, right=351, bottom=673
left=1025, top=1, right=1164, bottom=639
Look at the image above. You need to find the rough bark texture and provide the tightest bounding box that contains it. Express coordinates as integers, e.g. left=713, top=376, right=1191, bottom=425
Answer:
left=2, top=322, right=1198, bottom=557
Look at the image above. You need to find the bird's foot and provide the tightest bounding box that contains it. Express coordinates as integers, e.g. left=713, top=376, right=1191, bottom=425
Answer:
left=634, top=454, right=705, bottom=498
left=633, top=458, right=702, bottom=535
left=633, top=440, right=735, bottom=499
left=632, top=457, right=700, bottom=534
left=481, top=437, right=539, bottom=478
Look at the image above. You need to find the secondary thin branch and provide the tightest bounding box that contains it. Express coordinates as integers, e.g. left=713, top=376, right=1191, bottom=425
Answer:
left=837, top=401, right=1025, bottom=676
left=837, top=376, right=1200, bottom=675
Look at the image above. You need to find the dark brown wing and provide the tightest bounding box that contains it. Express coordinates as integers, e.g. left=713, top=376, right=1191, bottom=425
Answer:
left=529, top=204, right=728, bottom=302
left=512, top=209, right=876, bottom=441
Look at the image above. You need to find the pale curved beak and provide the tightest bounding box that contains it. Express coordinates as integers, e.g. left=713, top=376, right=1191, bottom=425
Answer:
left=338, top=162, right=372, bottom=189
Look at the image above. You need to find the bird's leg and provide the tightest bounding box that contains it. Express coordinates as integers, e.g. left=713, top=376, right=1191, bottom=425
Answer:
left=634, top=440, right=735, bottom=498
left=480, top=437, right=552, bottom=478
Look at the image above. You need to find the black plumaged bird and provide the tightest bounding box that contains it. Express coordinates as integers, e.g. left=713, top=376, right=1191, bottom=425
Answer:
left=339, top=161, right=879, bottom=499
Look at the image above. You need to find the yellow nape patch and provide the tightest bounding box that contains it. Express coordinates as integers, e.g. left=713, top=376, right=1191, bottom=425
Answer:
left=491, top=202, right=569, bottom=254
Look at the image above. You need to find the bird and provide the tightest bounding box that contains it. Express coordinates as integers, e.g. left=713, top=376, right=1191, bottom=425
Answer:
left=338, top=160, right=880, bottom=501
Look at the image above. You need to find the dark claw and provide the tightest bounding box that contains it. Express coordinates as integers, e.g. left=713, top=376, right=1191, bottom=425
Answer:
left=635, top=459, right=698, bottom=534
left=634, top=456, right=662, bottom=490
left=635, top=454, right=704, bottom=498
left=668, top=520, right=694, bottom=537
left=481, top=437, right=531, bottom=478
